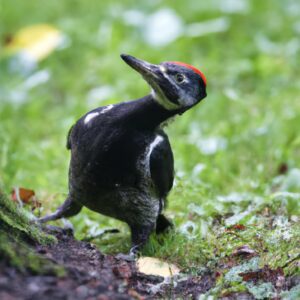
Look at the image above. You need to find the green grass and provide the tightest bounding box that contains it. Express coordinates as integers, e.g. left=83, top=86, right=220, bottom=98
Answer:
left=1, top=0, right=300, bottom=298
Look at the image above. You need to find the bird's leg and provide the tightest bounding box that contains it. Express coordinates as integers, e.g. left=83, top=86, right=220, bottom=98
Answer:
left=115, top=223, right=155, bottom=262
left=38, top=197, right=82, bottom=223
left=156, top=214, right=173, bottom=234
left=130, top=223, right=155, bottom=252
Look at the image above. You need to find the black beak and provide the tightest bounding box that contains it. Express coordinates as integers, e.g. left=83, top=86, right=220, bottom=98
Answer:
left=121, top=54, right=161, bottom=82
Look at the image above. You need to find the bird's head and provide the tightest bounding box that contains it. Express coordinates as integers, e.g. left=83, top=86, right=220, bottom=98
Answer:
left=121, top=54, right=207, bottom=112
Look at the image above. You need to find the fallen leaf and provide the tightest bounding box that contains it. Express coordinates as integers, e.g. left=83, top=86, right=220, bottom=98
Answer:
left=136, top=257, right=180, bottom=277
left=4, top=24, right=63, bottom=61
left=226, top=224, right=246, bottom=231
left=232, top=245, right=256, bottom=257
left=11, top=187, right=35, bottom=204
left=239, top=266, right=284, bottom=285
left=11, top=187, right=42, bottom=213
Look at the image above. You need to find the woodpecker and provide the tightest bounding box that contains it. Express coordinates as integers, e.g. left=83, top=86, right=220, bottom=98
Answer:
left=39, top=54, right=207, bottom=253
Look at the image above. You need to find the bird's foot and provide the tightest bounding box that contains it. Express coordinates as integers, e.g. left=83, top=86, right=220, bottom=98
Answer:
left=61, top=218, right=74, bottom=231
left=115, top=245, right=140, bottom=262
left=115, top=252, right=137, bottom=262
left=43, top=224, right=74, bottom=236
left=129, top=244, right=140, bottom=255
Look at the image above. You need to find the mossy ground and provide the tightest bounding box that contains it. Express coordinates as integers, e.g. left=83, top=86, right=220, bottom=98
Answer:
left=0, top=192, right=62, bottom=276
left=0, top=0, right=299, bottom=298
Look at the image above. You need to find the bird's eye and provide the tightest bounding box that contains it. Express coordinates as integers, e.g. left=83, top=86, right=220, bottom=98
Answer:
left=175, top=73, right=185, bottom=83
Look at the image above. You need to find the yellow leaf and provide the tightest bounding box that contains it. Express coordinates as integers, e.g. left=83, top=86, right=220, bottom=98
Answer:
left=5, top=24, right=63, bottom=61
left=136, top=257, right=180, bottom=277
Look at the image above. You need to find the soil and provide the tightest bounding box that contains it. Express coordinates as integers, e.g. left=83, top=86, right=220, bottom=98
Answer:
left=0, top=227, right=215, bottom=300
left=0, top=227, right=298, bottom=299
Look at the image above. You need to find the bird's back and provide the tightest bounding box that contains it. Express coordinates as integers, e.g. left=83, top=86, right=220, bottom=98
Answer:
left=68, top=103, right=156, bottom=190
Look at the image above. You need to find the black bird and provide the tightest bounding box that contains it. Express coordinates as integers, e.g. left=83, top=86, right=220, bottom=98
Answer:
left=40, top=54, right=207, bottom=253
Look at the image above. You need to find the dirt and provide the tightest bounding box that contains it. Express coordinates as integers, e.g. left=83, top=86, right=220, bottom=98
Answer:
left=1, top=226, right=299, bottom=299
left=0, top=227, right=215, bottom=300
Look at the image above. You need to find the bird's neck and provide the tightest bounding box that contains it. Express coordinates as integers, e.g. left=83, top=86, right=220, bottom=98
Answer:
left=125, top=94, right=180, bottom=129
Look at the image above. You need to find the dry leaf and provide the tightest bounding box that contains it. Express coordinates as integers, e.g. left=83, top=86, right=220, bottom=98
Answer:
left=239, top=266, right=284, bottom=284
left=11, top=187, right=35, bottom=204
left=232, top=245, right=256, bottom=257
left=11, top=187, right=41, bottom=213
left=226, top=224, right=246, bottom=231
left=136, top=257, right=180, bottom=277
left=5, top=24, right=63, bottom=61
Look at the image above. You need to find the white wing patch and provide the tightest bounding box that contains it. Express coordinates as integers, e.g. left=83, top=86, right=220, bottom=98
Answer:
left=84, top=105, right=114, bottom=124
left=84, top=112, right=99, bottom=124
left=148, top=135, right=164, bottom=159
left=100, top=104, right=114, bottom=114
left=146, top=135, right=164, bottom=176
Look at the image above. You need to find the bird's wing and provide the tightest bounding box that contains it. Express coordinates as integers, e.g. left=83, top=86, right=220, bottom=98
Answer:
left=66, top=106, right=111, bottom=151
left=149, top=132, right=174, bottom=198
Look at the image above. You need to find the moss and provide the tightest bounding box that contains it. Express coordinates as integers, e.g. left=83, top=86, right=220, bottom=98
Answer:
left=220, top=283, right=248, bottom=297
left=224, top=257, right=260, bottom=283
left=0, top=190, right=56, bottom=244
left=0, top=190, right=62, bottom=275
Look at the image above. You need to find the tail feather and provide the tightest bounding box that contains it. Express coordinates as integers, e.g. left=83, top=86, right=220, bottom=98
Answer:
left=156, top=214, right=173, bottom=234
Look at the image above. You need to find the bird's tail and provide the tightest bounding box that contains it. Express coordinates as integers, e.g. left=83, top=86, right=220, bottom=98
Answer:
left=156, top=214, right=173, bottom=234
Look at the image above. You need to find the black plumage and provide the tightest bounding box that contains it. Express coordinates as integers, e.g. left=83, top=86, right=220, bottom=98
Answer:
left=40, top=54, right=207, bottom=253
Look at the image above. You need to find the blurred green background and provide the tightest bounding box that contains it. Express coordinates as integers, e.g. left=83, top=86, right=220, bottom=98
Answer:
left=0, top=0, right=300, bottom=264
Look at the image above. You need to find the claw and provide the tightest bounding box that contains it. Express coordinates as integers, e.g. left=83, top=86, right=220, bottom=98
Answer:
left=115, top=250, right=137, bottom=262
left=44, top=224, right=74, bottom=236
left=129, top=244, right=140, bottom=256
